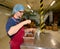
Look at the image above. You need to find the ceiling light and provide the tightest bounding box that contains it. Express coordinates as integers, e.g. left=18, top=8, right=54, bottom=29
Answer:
left=27, top=4, right=31, bottom=9
left=31, top=10, right=33, bottom=12
left=50, top=0, right=56, bottom=6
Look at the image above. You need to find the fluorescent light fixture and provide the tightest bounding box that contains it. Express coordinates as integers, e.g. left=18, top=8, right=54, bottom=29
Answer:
left=31, top=10, right=33, bottom=12
left=27, top=4, right=31, bottom=9
left=50, top=0, right=56, bottom=6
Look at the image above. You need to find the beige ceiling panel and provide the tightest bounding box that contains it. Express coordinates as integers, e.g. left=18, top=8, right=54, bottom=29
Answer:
left=0, top=0, right=60, bottom=12
left=43, top=0, right=53, bottom=10
left=0, top=0, right=53, bottom=10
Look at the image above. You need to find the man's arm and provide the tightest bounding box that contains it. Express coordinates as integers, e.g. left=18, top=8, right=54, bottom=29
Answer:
left=8, top=20, right=31, bottom=36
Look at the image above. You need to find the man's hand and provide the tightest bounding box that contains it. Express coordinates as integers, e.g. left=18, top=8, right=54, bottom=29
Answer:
left=23, top=20, right=31, bottom=25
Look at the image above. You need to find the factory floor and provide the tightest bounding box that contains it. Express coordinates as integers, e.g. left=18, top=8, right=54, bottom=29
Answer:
left=0, top=29, right=60, bottom=49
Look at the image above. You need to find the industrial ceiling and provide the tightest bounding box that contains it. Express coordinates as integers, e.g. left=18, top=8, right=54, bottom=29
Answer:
left=0, top=0, right=60, bottom=13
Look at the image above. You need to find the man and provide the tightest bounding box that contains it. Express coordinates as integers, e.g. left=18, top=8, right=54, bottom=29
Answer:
left=6, top=4, right=35, bottom=49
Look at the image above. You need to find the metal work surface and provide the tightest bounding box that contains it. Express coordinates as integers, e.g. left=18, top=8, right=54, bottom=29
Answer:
left=21, top=33, right=60, bottom=49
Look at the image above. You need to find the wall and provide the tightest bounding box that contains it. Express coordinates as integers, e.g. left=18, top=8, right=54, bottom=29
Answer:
left=0, top=6, right=11, bottom=38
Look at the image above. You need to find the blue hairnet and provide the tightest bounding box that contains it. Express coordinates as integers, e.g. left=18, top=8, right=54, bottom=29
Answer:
left=12, top=4, right=24, bottom=14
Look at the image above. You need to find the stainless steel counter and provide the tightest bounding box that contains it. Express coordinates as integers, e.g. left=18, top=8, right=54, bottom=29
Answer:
left=21, top=33, right=60, bottom=49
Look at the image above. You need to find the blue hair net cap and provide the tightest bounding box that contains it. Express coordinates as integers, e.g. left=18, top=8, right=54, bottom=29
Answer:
left=12, top=4, right=24, bottom=14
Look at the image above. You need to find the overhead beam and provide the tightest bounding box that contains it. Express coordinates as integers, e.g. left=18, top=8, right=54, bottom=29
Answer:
left=0, top=4, right=12, bottom=10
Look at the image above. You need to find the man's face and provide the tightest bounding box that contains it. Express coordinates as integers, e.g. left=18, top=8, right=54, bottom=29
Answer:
left=16, top=11, right=24, bottom=18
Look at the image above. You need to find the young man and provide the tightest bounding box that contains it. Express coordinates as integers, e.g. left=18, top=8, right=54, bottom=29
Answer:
left=6, top=4, right=36, bottom=49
